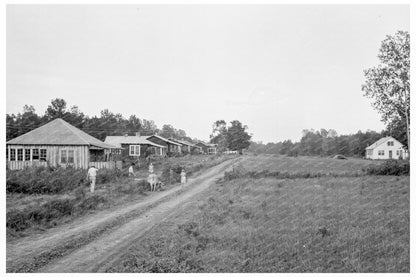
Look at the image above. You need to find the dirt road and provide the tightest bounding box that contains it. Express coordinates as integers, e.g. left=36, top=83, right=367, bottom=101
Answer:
left=7, top=158, right=241, bottom=273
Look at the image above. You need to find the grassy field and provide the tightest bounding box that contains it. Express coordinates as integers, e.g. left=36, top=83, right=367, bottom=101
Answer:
left=6, top=154, right=235, bottom=239
left=235, top=154, right=382, bottom=174
left=107, top=154, right=409, bottom=273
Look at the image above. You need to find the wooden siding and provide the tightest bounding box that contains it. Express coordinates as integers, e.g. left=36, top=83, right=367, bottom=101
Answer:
left=7, top=160, right=48, bottom=170
left=89, top=161, right=116, bottom=169
left=146, top=137, right=181, bottom=154
left=119, top=143, right=165, bottom=159
left=6, top=145, right=90, bottom=169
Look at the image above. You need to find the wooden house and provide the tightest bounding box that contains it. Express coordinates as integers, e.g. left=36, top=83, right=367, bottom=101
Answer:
left=169, top=138, right=202, bottom=154
left=196, top=141, right=218, bottom=154
left=144, top=135, right=182, bottom=155
left=365, top=136, right=409, bottom=160
left=6, top=118, right=120, bottom=170
left=104, top=135, right=167, bottom=160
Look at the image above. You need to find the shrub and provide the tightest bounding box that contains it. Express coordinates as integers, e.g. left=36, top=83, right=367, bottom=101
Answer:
left=364, top=160, right=410, bottom=176
left=6, top=167, right=123, bottom=194
left=6, top=198, right=77, bottom=231
left=76, top=194, right=107, bottom=210
left=6, top=209, right=30, bottom=232
left=6, top=167, right=85, bottom=194
left=96, top=168, right=123, bottom=183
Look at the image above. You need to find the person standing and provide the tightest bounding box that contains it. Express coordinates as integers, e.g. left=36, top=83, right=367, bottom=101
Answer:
left=87, top=165, right=98, bottom=193
left=180, top=169, right=187, bottom=187
left=169, top=168, right=174, bottom=184
left=128, top=163, right=135, bottom=177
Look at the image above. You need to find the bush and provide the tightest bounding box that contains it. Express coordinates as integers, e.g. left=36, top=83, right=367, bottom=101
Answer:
left=6, top=197, right=77, bottom=231
left=6, top=167, right=123, bottom=194
left=76, top=194, right=107, bottom=210
left=364, top=160, right=410, bottom=176
left=96, top=168, right=124, bottom=183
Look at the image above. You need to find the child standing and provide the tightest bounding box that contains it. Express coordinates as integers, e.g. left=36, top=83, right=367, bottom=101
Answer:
left=128, top=163, right=135, bottom=177
left=180, top=169, right=187, bottom=187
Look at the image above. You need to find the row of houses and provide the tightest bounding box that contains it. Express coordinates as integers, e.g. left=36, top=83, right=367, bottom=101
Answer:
left=6, top=118, right=218, bottom=170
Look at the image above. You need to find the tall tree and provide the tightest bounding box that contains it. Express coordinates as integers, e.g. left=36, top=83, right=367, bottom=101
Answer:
left=45, top=98, right=68, bottom=120
left=362, top=31, right=410, bottom=149
left=226, top=120, right=252, bottom=154
left=210, top=120, right=252, bottom=153
left=210, top=120, right=228, bottom=152
left=159, top=124, right=176, bottom=138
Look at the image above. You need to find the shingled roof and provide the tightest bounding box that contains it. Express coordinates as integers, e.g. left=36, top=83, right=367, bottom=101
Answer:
left=365, top=136, right=403, bottom=150
left=7, top=118, right=117, bottom=149
left=169, top=138, right=196, bottom=147
left=104, top=136, right=166, bottom=148
left=197, top=141, right=217, bottom=147
left=143, top=135, right=182, bottom=146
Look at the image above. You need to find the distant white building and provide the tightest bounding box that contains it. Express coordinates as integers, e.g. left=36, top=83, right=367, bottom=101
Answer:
left=365, top=136, right=408, bottom=160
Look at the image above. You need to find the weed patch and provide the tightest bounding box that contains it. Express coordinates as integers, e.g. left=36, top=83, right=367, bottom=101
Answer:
left=363, top=160, right=409, bottom=176
left=6, top=167, right=123, bottom=194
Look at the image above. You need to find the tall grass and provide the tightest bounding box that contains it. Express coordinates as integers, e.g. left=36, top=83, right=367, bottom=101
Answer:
left=6, top=167, right=126, bottom=194
left=107, top=156, right=409, bottom=273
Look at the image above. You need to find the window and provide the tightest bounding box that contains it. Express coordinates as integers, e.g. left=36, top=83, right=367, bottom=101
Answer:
left=25, top=149, right=31, bottom=161
left=17, top=149, right=23, bottom=161
left=387, top=141, right=394, bottom=146
left=129, top=145, right=140, bottom=156
left=397, top=150, right=400, bottom=156
left=68, top=150, right=74, bottom=163
left=61, top=149, right=67, bottom=163
left=148, top=147, right=156, bottom=154
left=378, top=150, right=385, bottom=156
left=10, top=149, right=16, bottom=161
left=6, top=148, right=8, bottom=160
left=40, top=149, right=47, bottom=161
left=32, top=149, right=39, bottom=160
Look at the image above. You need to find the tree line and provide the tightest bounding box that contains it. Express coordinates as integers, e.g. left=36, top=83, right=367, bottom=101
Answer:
left=6, top=98, right=196, bottom=142
left=248, top=129, right=390, bottom=157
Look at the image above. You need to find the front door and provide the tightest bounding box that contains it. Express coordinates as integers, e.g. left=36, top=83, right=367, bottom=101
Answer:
left=389, top=150, right=393, bottom=159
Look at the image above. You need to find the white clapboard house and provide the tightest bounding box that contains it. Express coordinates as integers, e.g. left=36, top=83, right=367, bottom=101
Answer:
left=365, top=136, right=408, bottom=160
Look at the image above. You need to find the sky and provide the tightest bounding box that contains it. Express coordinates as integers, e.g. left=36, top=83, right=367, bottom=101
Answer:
left=6, top=4, right=410, bottom=143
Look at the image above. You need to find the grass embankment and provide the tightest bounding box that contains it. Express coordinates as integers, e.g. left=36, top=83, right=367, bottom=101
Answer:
left=107, top=155, right=409, bottom=273
left=6, top=154, right=235, bottom=239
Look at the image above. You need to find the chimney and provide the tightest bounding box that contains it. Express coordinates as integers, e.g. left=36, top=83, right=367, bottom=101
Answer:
left=135, top=131, right=141, bottom=137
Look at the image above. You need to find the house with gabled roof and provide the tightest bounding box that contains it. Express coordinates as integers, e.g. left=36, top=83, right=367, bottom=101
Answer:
left=104, top=134, right=167, bottom=159
left=365, top=136, right=408, bottom=160
left=6, top=118, right=120, bottom=170
left=143, top=135, right=182, bottom=155
left=169, top=138, right=202, bottom=154
left=196, top=141, right=218, bottom=155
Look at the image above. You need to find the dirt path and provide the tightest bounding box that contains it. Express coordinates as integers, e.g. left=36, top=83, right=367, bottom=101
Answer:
left=7, top=158, right=241, bottom=273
